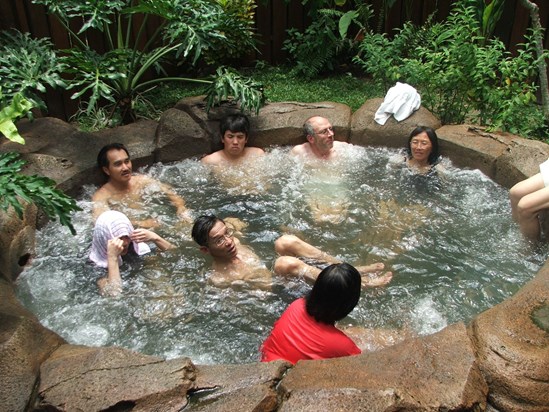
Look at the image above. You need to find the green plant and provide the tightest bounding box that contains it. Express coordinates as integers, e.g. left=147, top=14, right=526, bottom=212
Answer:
left=205, top=67, right=265, bottom=114
left=0, top=30, right=66, bottom=115
left=0, top=91, right=33, bottom=144
left=283, top=1, right=373, bottom=78
left=147, top=65, right=383, bottom=113
left=0, top=152, right=81, bottom=235
left=468, top=0, right=506, bottom=41
left=284, top=15, right=339, bottom=78
left=0, top=32, right=81, bottom=232
left=352, top=31, right=402, bottom=90
left=202, top=0, right=257, bottom=65
left=354, top=0, right=548, bottom=138
left=32, top=0, right=264, bottom=125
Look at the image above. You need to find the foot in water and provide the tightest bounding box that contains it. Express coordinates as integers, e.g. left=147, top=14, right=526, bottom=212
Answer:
left=356, top=263, right=393, bottom=287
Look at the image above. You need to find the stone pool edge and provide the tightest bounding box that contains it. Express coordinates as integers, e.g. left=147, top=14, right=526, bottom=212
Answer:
left=1, top=99, right=549, bottom=411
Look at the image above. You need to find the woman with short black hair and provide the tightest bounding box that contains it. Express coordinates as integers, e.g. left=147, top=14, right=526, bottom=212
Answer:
left=260, top=263, right=362, bottom=364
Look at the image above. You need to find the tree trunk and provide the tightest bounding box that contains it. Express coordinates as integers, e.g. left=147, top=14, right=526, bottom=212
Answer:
left=519, top=0, right=549, bottom=125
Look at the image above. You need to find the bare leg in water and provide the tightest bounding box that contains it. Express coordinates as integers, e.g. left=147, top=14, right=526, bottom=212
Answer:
left=273, top=234, right=393, bottom=287
left=509, top=173, right=549, bottom=241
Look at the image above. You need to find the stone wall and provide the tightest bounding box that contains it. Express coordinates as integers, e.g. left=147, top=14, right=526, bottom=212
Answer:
left=1, top=99, right=549, bottom=411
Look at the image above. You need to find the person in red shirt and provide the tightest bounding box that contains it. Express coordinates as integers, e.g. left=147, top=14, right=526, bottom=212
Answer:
left=260, top=263, right=362, bottom=364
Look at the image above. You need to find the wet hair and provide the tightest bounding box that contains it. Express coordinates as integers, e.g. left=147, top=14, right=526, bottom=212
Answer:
left=97, top=143, right=130, bottom=173
left=407, top=126, right=440, bottom=165
left=220, top=113, right=249, bottom=140
left=305, top=263, right=361, bottom=324
left=192, top=215, right=224, bottom=247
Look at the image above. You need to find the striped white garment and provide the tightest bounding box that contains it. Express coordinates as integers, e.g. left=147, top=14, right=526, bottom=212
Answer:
left=89, top=210, right=151, bottom=268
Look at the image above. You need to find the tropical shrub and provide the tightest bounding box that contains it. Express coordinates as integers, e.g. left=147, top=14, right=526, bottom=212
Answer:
left=0, top=30, right=66, bottom=120
left=31, top=0, right=264, bottom=126
left=205, top=67, right=265, bottom=114
left=0, top=152, right=81, bottom=235
left=468, top=0, right=505, bottom=41
left=354, top=0, right=548, bottom=138
left=203, top=0, right=257, bottom=66
left=0, top=91, right=33, bottom=145
left=283, top=1, right=373, bottom=78
left=0, top=31, right=81, bottom=232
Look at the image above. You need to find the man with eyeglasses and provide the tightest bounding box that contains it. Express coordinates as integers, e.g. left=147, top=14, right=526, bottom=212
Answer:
left=192, top=215, right=392, bottom=289
left=291, top=116, right=351, bottom=160
left=290, top=116, right=355, bottom=223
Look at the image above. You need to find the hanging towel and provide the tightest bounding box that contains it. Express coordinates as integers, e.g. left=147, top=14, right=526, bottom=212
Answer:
left=90, top=210, right=151, bottom=268
left=374, top=82, right=421, bottom=125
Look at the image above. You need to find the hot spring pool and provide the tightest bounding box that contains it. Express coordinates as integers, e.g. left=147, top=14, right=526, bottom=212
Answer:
left=15, top=145, right=547, bottom=364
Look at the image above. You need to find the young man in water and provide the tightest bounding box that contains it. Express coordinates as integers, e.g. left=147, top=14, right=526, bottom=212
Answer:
left=201, top=113, right=264, bottom=165
left=191, top=215, right=392, bottom=289
left=200, top=113, right=268, bottom=195
left=92, top=143, right=191, bottom=228
left=291, top=116, right=352, bottom=160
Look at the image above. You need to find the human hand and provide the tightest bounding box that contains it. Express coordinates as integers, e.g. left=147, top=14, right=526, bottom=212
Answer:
left=107, top=238, right=125, bottom=258
left=130, top=228, right=158, bottom=244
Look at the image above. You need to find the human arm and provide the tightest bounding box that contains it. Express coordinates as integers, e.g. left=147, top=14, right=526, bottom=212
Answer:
left=159, top=182, right=192, bottom=223
left=91, top=188, right=110, bottom=221
left=342, top=325, right=412, bottom=352
left=97, top=238, right=124, bottom=296
left=131, top=228, right=175, bottom=251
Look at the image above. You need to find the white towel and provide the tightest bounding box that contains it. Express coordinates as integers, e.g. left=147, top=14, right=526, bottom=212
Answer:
left=89, top=210, right=150, bottom=268
left=374, top=82, right=421, bottom=125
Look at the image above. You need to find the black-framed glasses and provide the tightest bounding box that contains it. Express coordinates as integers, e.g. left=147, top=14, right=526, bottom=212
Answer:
left=210, top=228, right=235, bottom=247
left=315, top=127, right=334, bottom=136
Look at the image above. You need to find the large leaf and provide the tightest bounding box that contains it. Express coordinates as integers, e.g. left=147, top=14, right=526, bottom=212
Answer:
left=0, top=93, right=33, bottom=144
left=0, top=152, right=81, bottom=234
left=339, top=10, right=359, bottom=39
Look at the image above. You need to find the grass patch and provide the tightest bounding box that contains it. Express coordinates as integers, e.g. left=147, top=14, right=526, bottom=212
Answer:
left=143, top=65, right=384, bottom=114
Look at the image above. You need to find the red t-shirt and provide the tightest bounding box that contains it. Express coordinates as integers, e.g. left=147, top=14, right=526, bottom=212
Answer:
left=260, top=298, right=361, bottom=364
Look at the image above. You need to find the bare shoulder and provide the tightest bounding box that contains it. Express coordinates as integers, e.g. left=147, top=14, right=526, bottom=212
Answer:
left=290, top=143, right=310, bottom=156
left=133, top=173, right=159, bottom=190
left=201, top=151, right=224, bottom=165
left=92, top=184, right=111, bottom=201
left=334, top=140, right=351, bottom=148
left=245, top=147, right=265, bottom=157
left=132, top=173, right=153, bottom=184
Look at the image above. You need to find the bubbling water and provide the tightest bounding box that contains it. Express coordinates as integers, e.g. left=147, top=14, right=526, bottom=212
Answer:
left=15, top=145, right=547, bottom=364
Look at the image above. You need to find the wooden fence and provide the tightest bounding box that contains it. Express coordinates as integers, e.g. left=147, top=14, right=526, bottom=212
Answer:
left=0, top=0, right=548, bottom=121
